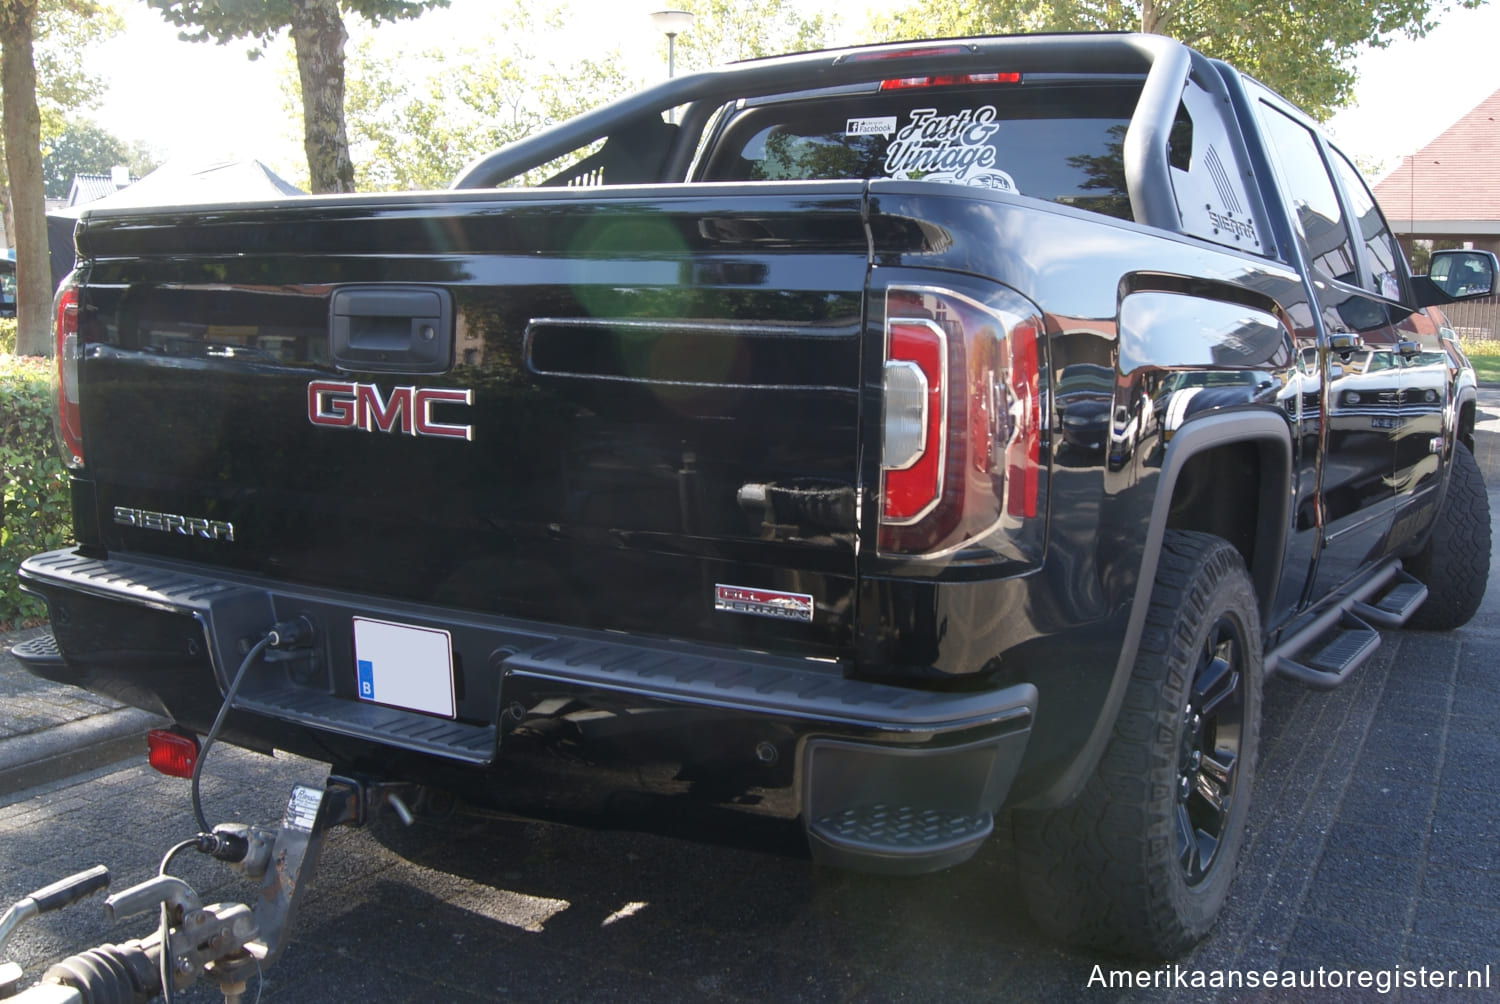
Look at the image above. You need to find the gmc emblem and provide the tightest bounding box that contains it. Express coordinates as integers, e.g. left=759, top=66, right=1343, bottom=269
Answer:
left=308, top=381, right=474, bottom=441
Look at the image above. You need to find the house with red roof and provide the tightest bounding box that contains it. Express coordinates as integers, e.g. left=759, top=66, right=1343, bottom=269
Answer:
left=1373, top=87, right=1500, bottom=258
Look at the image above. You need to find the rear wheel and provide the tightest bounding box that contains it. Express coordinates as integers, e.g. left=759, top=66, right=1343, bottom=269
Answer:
left=1014, top=531, right=1262, bottom=958
left=1405, top=442, right=1490, bottom=631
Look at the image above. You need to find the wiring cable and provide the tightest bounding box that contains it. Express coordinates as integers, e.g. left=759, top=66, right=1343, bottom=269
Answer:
left=192, top=635, right=272, bottom=834
left=156, top=838, right=200, bottom=1004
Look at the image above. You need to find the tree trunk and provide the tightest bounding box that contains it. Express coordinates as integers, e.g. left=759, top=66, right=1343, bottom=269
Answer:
left=289, top=0, right=355, bottom=194
left=1, top=2, right=53, bottom=357
left=2, top=176, right=14, bottom=257
left=1142, top=0, right=1162, bottom=34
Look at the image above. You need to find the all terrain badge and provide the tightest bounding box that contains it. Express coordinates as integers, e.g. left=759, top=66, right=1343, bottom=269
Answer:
left=714, top=584, right=815, bottom=623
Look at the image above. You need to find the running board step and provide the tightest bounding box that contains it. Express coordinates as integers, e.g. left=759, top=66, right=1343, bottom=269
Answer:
left=1267, top=561, right=1424, bottom=691
left=1275, top=611, right=1382, bottom=690
left=1350, top=570, right=1428, bottom=628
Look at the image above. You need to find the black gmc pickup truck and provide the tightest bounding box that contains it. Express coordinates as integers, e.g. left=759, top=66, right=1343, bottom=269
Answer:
left=15, top=33, right=1495, bottom=957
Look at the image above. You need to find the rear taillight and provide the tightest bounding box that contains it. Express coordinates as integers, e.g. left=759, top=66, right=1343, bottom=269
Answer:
left=878, top=286, right=1044, bottom=558
left=53, top=278, right=83, bottom=468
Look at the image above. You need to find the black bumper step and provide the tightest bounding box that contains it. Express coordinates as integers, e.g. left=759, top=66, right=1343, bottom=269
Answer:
left=10, top=632, right=65, bottom=671
left=236, top=687, right=496, bottom=765
left=809, top=804, right=993, bottom=871
left=501, top=636, right=1026, bottom=732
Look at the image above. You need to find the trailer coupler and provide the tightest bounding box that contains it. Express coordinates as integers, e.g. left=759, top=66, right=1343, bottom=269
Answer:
left=1, top=773, right=419, bottom=1003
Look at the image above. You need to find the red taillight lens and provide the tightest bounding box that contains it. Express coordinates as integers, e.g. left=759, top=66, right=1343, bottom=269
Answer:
left=878, top=286, right=1044, bottom=559
left=147, top=729, right=199, bottom=779
left=879, top=72, right=1021, bottom=91
left=881, top=319, right=946, bottom=522
left=1006, top=319, right=1040, bottom=519
left=53, top=280, right=83, bottom=468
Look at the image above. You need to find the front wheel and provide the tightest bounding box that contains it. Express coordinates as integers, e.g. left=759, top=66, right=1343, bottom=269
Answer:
left=1405, top=442, right=1490, bottom=631
left=1014, top=531, right=1263, bottom=959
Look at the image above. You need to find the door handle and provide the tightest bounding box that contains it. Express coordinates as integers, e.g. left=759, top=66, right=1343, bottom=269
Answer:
left=1328, top=332, right=1363, bottom=354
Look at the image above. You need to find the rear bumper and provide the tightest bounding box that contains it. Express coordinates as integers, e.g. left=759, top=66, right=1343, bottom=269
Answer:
left=19, top=548, right=1035, bottom=874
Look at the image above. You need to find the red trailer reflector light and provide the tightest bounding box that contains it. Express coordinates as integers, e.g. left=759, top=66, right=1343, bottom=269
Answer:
left=147, top=729, right=199, bottom=778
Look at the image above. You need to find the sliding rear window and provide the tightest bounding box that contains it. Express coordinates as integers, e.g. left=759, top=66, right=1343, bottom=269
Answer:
left=698, top=81, right=1144, bottom=221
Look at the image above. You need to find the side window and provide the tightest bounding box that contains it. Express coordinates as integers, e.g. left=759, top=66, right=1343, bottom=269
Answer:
left=1254, top=101, right=1357, bottom=284
left=1329, top=149, right=1405, bottom=301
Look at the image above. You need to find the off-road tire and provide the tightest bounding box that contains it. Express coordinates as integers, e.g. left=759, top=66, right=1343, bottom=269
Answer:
left=1013, top=531, right=1263, bottom=959
left=1405, top=442, right=1490, bottom=631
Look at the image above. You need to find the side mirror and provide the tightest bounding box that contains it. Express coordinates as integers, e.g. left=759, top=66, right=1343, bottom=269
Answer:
left=1414, top=249, right=1498, bottom=306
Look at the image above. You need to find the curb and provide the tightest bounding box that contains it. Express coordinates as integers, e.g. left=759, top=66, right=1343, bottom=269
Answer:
left=0, top=706, right=165, bottom=797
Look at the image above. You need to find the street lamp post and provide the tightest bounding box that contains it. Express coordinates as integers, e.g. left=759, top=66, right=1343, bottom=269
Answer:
left=650, top=9, right=694, bottom=80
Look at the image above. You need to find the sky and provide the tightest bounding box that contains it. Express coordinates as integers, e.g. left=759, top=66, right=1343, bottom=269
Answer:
left=1323, top=1, right=1500, bottom=179
left=86, top=0, right=1500, bottom=188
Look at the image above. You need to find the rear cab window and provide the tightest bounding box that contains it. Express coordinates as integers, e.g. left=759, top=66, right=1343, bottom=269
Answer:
left=695, top=79, right=1144, bottom=221
left=694, top=72, right=1265, bottom=257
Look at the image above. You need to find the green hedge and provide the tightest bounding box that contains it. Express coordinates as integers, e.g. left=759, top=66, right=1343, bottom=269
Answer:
left=1, top=350, right=71, bottom=627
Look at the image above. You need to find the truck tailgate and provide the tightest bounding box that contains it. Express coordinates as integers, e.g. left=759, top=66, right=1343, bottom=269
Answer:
left=71, top=185, right=868, bottom=657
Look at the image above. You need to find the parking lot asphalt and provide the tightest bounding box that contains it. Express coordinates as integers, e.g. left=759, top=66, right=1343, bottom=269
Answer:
left=1, top=389, right=1498, bottom=1001
left=0, top=628, right=164, bottom=798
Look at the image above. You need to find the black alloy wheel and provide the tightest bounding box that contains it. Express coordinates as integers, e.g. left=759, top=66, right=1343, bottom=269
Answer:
left=1014, top=530, right=1263, bottom=959
left=1176, top=614, right=1246, bottom=886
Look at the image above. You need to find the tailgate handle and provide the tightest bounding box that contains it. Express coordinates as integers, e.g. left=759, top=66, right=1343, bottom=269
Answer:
left=331, top=286, right=453, bottom=374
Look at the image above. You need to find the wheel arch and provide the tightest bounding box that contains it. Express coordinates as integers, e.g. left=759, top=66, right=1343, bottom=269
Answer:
left=1456, top=386, right=1478, bottom=454
left=1020, top=408, right=1292, bottom=809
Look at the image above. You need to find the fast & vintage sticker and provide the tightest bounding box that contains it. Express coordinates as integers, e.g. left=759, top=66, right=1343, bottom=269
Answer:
left=881, top=105, right=1019, bottom=192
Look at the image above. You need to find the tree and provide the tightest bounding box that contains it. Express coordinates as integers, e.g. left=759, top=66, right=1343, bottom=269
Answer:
left=665, top=0, right=835, bottom=73
left=338, top=3, right=631, bottom=191
left=0, top=0, right=114, bottom=355
left=865, top=0, right=1488, bottom=120
left=43, top=119, right=159, bottom=198
left=147, top=0, right=448, bottom=193
left=0, top=0, right=121, bottom=278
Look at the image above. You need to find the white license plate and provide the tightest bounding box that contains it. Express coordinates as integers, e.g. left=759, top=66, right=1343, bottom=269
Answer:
left=352, top=617, right=455, bottom=718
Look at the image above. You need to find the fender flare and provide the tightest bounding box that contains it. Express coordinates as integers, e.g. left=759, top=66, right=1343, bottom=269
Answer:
left=1022, top=407, right=1293, bottom=809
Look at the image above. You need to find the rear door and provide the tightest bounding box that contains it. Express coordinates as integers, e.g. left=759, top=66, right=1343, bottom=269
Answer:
left=74, top=187, right=869, bottom=657
left=1250, top=93, right=1406, bottom=600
